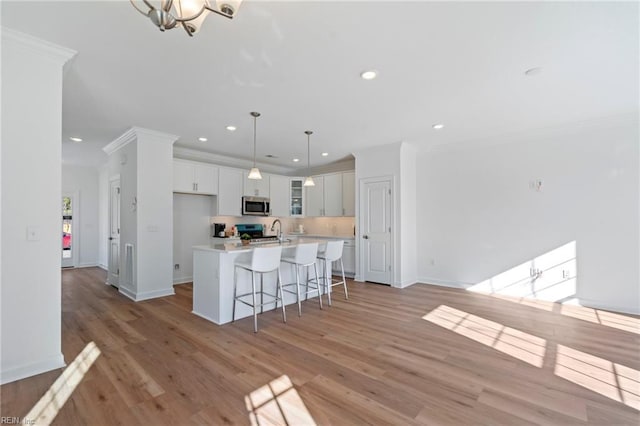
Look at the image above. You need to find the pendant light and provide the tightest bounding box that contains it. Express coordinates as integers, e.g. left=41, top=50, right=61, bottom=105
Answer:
left=248, top=111, right=262, bottom=180
left=303, top=130, right=315, bottom=187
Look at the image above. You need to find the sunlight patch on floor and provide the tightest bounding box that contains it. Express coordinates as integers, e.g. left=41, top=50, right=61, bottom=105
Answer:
left=24, top=341, right=101, bottom=424
left=560, top=304, right=640, bottom=335
left=423, top=305, right=546, bottom=367
left=245, top=375, right=316, bottom=426
left=555, top=344, right=640, bottom=410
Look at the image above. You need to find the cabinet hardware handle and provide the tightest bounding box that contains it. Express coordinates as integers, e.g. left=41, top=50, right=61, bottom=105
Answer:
left=363, top=235, right=369, bottom=239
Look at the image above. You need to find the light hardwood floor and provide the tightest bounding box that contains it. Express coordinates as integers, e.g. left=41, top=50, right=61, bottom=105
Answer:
left=1, top=267, right=639, bottom=425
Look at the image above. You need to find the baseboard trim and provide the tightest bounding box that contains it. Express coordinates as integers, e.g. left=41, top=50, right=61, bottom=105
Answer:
left=97, top=264, right=108, bottom=271
left=192, top=310, right=221, bottom=325
left=77, top=263, right=99, bottom=268
left=173, top=276, right=193, bottom=285
left=119, top=286, right=175, bottom=302
left=1, top=353, right=66, bottom=385
left=417, top=277, right=474, bottom=289
left=577, top=298, right=640, bottom=316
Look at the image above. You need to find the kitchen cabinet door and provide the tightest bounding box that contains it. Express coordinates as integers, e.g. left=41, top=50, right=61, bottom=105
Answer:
left=195, top=164, right=218, bottom=195
left=217, top=168, right=243, bottom=216
left=243, top=171, right=270, bottom=197
left=269, top=175, right=289, bottom=217
left=323, top=173, right=343, bottom=217
left=342, top=171, right=355, bottom=216
left=173, top=160, right=196, bottom=193
left=305, top=176, right=324, bottom=216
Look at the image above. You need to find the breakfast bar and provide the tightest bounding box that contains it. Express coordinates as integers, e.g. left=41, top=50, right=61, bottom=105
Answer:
left=192, top=238, right=332, bottom=325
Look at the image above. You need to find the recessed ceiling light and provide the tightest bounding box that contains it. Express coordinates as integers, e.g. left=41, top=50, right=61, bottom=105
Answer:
left=524, top=67, right=542, bottom=76
left=293, top=158, right=300, bottom=162
left=69, top=137, right=83, bottom=142
left=432, top=124, right=444, bottom=130
left=321, top=152, right=329, bottom=157
left=265, top=154, right=278, bottom=158
left=226, top=125, right=236, bottom=132
left=198, top=137, right=208, bottom=142
left=360, top=70, right=378, bottom=80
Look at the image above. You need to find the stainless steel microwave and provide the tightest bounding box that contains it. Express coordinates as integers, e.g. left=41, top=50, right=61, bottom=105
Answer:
left=242, top=196, right=271, bottom=216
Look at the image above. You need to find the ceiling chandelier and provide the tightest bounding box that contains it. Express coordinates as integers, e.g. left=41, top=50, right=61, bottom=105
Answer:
left=248, top=112, right=262, bottom=180
left=129, top=0, right=242, bottom=36
left=303, top=131, right=315, bottom=187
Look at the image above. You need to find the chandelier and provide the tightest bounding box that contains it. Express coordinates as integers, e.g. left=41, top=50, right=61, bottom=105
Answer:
left=130, top=0, right=243, bottom=36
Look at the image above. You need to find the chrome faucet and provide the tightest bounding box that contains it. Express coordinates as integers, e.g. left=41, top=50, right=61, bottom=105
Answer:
left=270, top=219, right=283, bottom=241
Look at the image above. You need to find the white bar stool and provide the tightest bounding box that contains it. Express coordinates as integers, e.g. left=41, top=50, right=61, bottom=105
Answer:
left=280, top=242, right=322, bottom=316
left=317, top=240, right=348, bottom=306
left=232, top=245, right=286, bottom=333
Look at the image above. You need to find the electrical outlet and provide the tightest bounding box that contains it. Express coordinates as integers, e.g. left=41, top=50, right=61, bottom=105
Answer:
left=174, top=264, right=180, bottom=270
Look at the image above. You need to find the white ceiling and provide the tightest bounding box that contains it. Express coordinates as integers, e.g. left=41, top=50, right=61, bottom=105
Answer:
left=2, top=1, right=638, bottom=170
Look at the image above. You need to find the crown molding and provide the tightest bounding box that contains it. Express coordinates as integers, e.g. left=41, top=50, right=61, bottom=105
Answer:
left=132, top=126, right=179, bottom=145
left=173, top=147, right=296, bottom=175
left=103, top=127, right=180, bottom=156
left=1, top=27, right=76, bottom=65
left=103, top=128, right=136, bottom=156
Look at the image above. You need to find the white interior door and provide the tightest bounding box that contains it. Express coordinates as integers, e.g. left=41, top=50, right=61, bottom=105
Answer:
left=361, top=178, right=392, bottom=284
left=107, top=178, right=121, bottom=287
left=61, top=193, right=76, bottom=268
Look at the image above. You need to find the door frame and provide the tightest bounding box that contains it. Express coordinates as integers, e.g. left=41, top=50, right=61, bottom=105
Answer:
left=357, top=175, right=394, bottom=285
left=61, top=191, right=79, bottom=268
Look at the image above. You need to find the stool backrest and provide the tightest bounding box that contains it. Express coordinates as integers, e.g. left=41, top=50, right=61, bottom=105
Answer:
left=251, top=246, right=283, bottom=272
left=291, top=243, right=319, bottom=265
left=323, top=240, right=344, bottom=262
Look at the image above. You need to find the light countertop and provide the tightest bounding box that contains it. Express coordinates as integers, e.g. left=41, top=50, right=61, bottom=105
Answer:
left=194, top=238, right=333, bottom=253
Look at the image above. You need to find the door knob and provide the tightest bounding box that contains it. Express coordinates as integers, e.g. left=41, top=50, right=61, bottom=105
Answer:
left=109, top=237, right=114, bottom=240
left=362, top=235, right=369, bottom=239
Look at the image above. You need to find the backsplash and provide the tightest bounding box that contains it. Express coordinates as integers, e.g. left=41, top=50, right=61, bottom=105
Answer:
left=211, top=216, right=355, bottom=237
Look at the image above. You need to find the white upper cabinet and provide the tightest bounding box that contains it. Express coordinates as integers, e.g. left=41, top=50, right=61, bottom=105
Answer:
left=269, top=175, right=289, bottom=217
left=323, top=173, right=343, bottom=217
left=243, top=171, right=270, bottom=197
left=290, top=179, right=304, bottom=216
left=305, top=177, right=324, bottom=217
left=304, top=171, right=355, bottom=217
left=216, top=167, right=243, bottom=216
left=173, top=159, right=218, bottom=195
left=342, top=171, right=355, bottom=216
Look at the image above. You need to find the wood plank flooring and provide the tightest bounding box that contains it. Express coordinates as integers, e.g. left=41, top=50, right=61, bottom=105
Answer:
left=1, top=267, right=639, bottom=425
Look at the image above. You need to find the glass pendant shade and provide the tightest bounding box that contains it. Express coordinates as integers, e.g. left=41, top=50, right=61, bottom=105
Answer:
left=303, top=176, right=315, bottom=187
left=248, top=167, right=262, bottom=180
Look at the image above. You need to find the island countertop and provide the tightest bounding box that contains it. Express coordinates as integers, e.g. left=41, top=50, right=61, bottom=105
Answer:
left=193, top=237, right=339, bottom=253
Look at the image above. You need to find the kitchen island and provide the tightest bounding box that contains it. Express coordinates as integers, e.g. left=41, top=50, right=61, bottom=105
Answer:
left=192, top=238, right=333, bottom=325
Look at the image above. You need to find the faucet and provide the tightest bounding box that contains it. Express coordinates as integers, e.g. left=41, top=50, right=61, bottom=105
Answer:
left=270, top=219, right=283, bottom=241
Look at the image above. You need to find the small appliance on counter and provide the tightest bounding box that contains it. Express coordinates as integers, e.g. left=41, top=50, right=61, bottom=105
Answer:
left=212, top=223, right=226, bottom=237
left=236, top=224, right=278, bottom=243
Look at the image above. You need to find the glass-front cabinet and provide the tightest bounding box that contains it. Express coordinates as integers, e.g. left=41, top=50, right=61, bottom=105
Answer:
left=290, top=179, right=304, bottom=216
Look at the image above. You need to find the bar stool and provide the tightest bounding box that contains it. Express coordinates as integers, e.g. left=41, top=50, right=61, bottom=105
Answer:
left=317, top=240, right=348, bottom=306
left=232, top=245, right=286, bottom=333
left=280, top=242, right=322, bottom=316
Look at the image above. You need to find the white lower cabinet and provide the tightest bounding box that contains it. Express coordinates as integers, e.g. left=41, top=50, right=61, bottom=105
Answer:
left=333, top=240, right=355, bottom=276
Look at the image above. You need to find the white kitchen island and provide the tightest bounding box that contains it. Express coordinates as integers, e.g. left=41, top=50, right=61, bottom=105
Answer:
left=192, top=238, right=332, bottom=325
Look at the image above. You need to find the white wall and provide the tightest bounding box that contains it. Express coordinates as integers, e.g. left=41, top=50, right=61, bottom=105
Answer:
left=136, top=131, right=176, bottom=299
left=354, top=142, right=418, bottom=287
left=173, top=194, right=214, bottom=284
left=1, top=29, right=75, bottom=384
left=417, top=116, right=639, bottom=314
left=62, top=165, right=99, bottom=267
left=104, top=128, right=177, bottom=300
